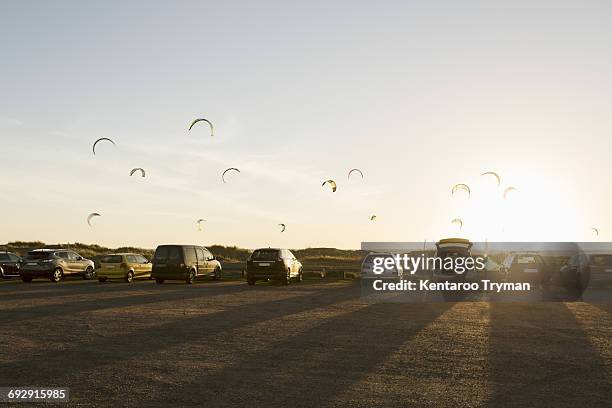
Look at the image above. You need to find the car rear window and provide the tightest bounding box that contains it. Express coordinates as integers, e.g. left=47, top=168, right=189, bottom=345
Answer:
left=591, top=255, right=612, bottom=266
left=437, top=249, right=470, bottom=257
left=100, top=255, right=123, bottom=263
left=516, top=255, right=538, bottom=264
left=251, top=249, right=279, bottom=261
left=154, top=246, right=182, bottom=261
left=363, top=254, right=393, bottom=263
left=26, top=251, right=53, bottom=260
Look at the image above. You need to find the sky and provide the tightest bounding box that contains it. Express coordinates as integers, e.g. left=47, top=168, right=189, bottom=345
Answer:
left=1, top=0, right=611, bottom=249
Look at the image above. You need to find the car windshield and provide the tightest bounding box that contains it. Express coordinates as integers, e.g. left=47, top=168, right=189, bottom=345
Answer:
left=25, top=251, right=53, bottom=260
left=251, top=249, right=279, bottom=261
left=154, top=246, right=181, bottom=261
left=0, top=254, right=10, bottom=261
left=100, top=255, right=123, bottom=263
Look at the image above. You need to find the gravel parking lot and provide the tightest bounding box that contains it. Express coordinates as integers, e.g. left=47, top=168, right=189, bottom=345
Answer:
left=0, top=278, right=611, bottom=407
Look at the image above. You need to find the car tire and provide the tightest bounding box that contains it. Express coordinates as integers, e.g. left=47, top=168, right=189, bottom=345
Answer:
left=282, top=269, right=291, bottom=286
left=98, top=277, right=108, bottom=283
left=297, top=269, right=304, bottom=282
left=186, top=269, right=196, bottom=284
left=125, top=271, right=134, bottom=283
left=21, top=276, right=32, bottom=283
left=247, top=278, right=256, bottom=285
left=213, top=267, right=221, bottom=280
left=50, top=268, right=63, bottom=283
left=83, top=266, right=94, bottom=280
left=155, top=278, right=164, bottom=284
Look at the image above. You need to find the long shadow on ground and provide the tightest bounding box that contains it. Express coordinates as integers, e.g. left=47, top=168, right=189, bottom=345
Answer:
left=486, top=302, right=612, bottom=408
left=138, top=302, right=453, bottom=408
left=0, top=284, right=362, bottom=389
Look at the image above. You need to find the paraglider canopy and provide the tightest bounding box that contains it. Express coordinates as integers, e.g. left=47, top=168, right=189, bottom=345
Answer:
left=451, top=218, right=463, bottom=230
left=481, top=171, right=501, bottom=186
left=222, top=168, right=240, bottom=183
left=503, top=186, right=517, bottom=199
left=451, top=183, right=471, bottom=197
left=129, top=168, right=146, bottom=178
left=348, top=168, right=364, bottom=180
left=196, top=219, right=206, bottom=231
left=92, top=138, right=116, bottom=155
left=87, top=213, right=101, bottom=227
left=322, top=180, right=337, bottom=192
left=188, top=118, right=214, bottom=136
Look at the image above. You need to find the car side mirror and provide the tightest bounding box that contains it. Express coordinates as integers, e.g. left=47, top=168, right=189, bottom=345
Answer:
left=77, top=256, right=83, bottom=261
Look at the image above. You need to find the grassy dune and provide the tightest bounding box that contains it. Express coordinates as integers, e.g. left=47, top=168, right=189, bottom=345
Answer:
left=1, top=241, right=365, bottom=272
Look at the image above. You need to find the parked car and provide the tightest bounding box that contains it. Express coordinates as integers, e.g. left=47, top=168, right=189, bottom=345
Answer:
left=0, top=251, right=22, bottom=279
left=246, top=248, right=303, bottom=285
left=19, top=249, right=95, bottom=282
left=501, top=252, right=551, bottom=285
left=557, top=253, right=591, bottom=299
left=360, top=253, right=404, bottom=280
left=586, top=254, right=612, bottom=274
left=97, top=253, right=152, bottom=283
left=151, top=245, right=221, bottom=284
left=432, top=238, right=479, bottom=282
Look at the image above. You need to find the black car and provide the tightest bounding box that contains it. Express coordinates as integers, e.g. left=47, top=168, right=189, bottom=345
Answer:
left=151, top=245, right=222, bottom=284
left=246, top=248, right=303, bottom=285
left=0, top=251, right=22, bottom=279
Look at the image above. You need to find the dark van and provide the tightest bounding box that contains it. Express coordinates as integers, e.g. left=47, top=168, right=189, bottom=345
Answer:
left=151, top=245, right=222, bottom=284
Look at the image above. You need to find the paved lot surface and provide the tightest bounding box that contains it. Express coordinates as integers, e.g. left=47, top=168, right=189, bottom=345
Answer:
left=0, top=278, right=611, bottom=407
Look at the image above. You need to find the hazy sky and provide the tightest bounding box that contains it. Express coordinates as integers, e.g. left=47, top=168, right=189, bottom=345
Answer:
left=1, top=1, right=611, bottom=249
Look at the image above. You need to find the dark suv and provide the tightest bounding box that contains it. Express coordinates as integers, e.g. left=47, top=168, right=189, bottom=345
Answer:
left=20, top=249, right=95, bottom=282
left=246, top=248, right=303, bottom=285
left=0, top=251, right=22, bottom=279
left=151, top=245, right=222, bottom=284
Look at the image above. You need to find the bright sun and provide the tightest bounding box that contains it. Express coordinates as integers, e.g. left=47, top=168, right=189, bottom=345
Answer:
left=446, top=171, right=586, bottom=242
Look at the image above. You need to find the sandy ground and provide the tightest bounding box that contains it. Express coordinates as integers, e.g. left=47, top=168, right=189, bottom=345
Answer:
left=0, top=278, right=611, bottom=407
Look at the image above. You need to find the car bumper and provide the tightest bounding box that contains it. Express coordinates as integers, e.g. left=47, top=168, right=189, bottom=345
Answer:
left=96, top=268, right=128, bottom=279
left=152, top=270, right=189, bottom=280
left=20, top=268, right=55, bottom=277
left=246, top=269, right=284, bottom=280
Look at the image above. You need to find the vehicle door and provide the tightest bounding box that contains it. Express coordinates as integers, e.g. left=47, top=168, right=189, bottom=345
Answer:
left=76, top=252, right=90, bottom=272
left=56, top=251, right=72, bottom=273
left=126, top=255, right=139, bottom=277
left=68, top=252, right=85, bottom=274
left=286, top=250, right=298, bottom=276
left=136, top=255, right=151, bottom=277
left=280, top=250, right=291, bottom=276
left=203, top=248, right=216, bottom=275
left=195, top=248, right=208, bottom=276
left=184, top=247, right=198, bottom=275
left=8, top=253, right=22, bottom=274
